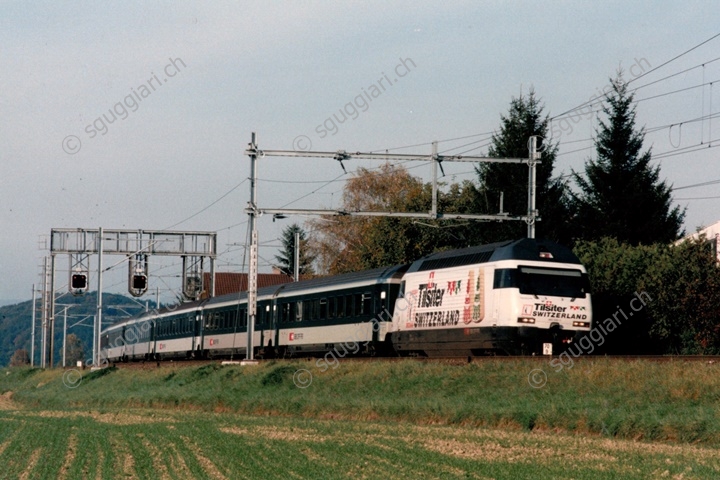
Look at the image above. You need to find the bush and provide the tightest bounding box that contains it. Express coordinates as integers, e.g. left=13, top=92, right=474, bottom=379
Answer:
left=9, top=349, right=30, bottom=367
left=574, top=237, right=720, bottom=354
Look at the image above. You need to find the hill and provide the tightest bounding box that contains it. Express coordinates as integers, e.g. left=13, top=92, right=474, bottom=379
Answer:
left=0, top=292, right=146, bottom=367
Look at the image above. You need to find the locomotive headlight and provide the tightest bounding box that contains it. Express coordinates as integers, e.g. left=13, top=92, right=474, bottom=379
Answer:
left=572, top=321, right=590, bottom=328
left=517, top=317, right=535, bottom=324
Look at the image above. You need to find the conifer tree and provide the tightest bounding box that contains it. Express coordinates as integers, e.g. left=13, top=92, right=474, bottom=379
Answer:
left=477, top=90, right=572, bottom=243
left=571, top=77, right=685, bottom=244
left=275, top=224, right=314, bottom=277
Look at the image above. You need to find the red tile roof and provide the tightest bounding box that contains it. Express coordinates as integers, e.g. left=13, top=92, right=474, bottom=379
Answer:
left=200, top=272, right=297, bottom=299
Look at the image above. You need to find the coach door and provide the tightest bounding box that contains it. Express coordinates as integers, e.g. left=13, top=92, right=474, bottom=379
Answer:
left=193, top=307, right=203, bottom=355
left=271, top=299, right=280, bottom=351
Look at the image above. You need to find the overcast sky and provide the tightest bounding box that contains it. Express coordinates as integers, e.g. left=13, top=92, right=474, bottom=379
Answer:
left=2, top=1, right=720, bottom=304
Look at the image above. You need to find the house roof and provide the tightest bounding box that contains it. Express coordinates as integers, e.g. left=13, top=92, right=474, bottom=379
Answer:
left=200, top=272, right=298, bottom=298
left=682, top=220, right=720, bottom=242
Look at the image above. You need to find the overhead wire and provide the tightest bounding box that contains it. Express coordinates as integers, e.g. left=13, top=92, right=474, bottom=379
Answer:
left=162, top=179, right=248, bottom=231
left=626, top=32, right=720, bottom=85
left=550, top=32, right=720, bottom=121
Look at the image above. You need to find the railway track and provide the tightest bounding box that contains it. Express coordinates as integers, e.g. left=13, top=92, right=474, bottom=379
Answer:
left=98, top=354, right=720, bottom=370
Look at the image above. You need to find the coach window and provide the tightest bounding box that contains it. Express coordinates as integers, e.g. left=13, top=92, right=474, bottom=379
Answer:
left=320, top=298, right=328, bottom=319
left=289, top=303, right=296, bottom=323
left=345, top=295, right=353, bottom=318
left=328, top=297, right=336, bottom=319
left=337, top=296, right=344, bottom=318
left=258, top=305, right=266, bottom=326
left=311, top=300, right=316, bottom=320
left=354, top=293, right=362, bottom=316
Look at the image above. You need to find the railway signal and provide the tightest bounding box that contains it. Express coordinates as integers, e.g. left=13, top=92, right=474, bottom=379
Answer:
left=70, top=272, right=88, bottom=295
left=131, top=273, right=148, bottom=291
left=128, top=254, right=149, bottom=297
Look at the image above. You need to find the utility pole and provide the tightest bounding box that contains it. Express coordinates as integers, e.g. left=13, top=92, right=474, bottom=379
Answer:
left=245, top=132, right=259, bottom=362
left=60, top=305, right=76, bottom=368
left=49, top=254, right=56, bottom=367
left=41, top=257, right=48, bottom=368
left=294, top=230, right=300, bottom=282
left=31, top=284, right=36, bottom=367
left=63, top=306, right=67, bottom=368
left=527, top=136, right=540, bottom=239
left=431, top=140, right=438, bottom=217
left=95, top=227, right=103, bottom=368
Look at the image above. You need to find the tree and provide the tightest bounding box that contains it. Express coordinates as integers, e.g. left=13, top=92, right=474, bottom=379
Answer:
left=274, top=224, right=314, bottom=277
left=9, top=349, right=29, bottom=367
left=573, top=236, right=720, bottom=354
left=65, top=333, right=84, bottom=366
left=308, top=163, right=425, bottom=274
left=307, top=164, right=484, bottom=274
left=477, top=89, right=572, bottom=243
left=571, top=76, right=685, bottom=245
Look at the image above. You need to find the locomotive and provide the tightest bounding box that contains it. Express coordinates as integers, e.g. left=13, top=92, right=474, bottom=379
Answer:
left=101, top=238, right=592, bottom=360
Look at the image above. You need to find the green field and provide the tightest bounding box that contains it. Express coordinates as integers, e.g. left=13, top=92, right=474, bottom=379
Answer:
left=1, top=359, right=719, bottom=479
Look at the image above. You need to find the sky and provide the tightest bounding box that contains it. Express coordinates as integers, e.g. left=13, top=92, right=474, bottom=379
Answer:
left=2, top=1, right=720, bottom=305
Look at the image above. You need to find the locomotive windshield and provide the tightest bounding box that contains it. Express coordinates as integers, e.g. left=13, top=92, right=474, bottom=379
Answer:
left=494, top=266, right=590, bottom=298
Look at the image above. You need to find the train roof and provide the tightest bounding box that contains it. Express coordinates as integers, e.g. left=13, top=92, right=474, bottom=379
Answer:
left=204, top=263, right=409, bottom=307
left=104, top=297, right=206, bottom=329
left=273, top=263, right=408, bottom=295
left=407, top=238, right=581, bottom=273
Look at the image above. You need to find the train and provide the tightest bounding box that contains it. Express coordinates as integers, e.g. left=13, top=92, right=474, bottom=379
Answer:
left=100, top=238, right=593, bottom=361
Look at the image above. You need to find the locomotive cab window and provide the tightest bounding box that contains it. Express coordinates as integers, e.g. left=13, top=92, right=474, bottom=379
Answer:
left=494, top=266, right=589, bottom=298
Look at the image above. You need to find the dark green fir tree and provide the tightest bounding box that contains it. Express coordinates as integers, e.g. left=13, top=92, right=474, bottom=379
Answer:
left=571, top=76, right=685, bottom=245
left=477, top=89, right=572, bottom=243
left=274, top=223, right=315, bottom=277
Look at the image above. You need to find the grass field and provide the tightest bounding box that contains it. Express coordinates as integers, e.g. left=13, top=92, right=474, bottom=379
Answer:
left=1, top=359, right=720, bottom=479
